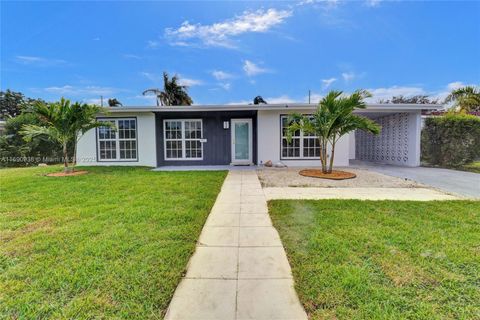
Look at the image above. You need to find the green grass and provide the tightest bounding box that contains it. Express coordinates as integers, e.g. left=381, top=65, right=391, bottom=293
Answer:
left=0, top=166, right=226, bottom=319
left=269, top=200, right=480, bottom=320
left=460, top=161, right=480, bottom=174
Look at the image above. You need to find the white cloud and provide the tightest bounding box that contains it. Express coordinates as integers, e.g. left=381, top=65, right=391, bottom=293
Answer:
left=83, top=98, right=104, bottom=105
left=265, top=95, right=297, bottom=104
left=147, top=40, right=160, bottom=48
left=365, top=0, right=382, bottom=7
left=212, top=70, right=233, bottom=80
left=178, top=77, right=203, bottom=87
left=227, top=100, right=251, bottom=105
left=321, top=77, right=337, bottom=90
left=341, top=72, right=356, bottom=82
left=16, top=55, right=66, bottom=66
left=446, top=81, right=465, bottom=91
left=141, top=72, right=203, bottom=87
left=127, top=95, right=158, bottom=106
left=298, top=0, right=339, bottom=8
left=306, top=92, right=323, bottom=104
left=243, top=60, right=269, bottom=76
left=141, top=72, right=161, bottom=83
left=432, top=81, right=477, bottom=103
left=44, top=85, right=117, bottom=96
left=366, top=86, right=426, bottom=102
left=123, top=54, right=142, bottom=59
left=366, top=82, right=478, bottom=104
left=219, top=83, right=231, bottom=90
left=165, top=8, right=292, bottom=48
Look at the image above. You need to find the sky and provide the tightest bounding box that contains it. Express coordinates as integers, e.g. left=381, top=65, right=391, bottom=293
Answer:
left=1, top=0, right=479, bottom=106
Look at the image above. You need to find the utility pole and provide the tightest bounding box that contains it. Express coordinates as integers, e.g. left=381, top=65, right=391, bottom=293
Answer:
left=308, top=90, right=311, bottom=104
left=100, top=95, right=104, bottom=107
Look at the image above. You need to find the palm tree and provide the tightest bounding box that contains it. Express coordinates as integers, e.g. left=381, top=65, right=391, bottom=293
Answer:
left=70, top=102, right=110, bottom=167
left=445, top=86, right=480, bottom=112
left=21, top=98, right=109, bottom=172
left=286, top=90, right=381, bottom=173
left=108, top=98, right=122, bottom=107
left=253, top=96, right=267, bottom=104
left=142, top=72, right=193, bottom=106
left=21, top=99, right=74, bottom=172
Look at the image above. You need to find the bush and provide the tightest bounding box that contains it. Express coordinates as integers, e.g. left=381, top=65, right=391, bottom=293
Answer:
left=0, top=113, right=64, bottom=167
left=422, top=113, right=480, bottom=167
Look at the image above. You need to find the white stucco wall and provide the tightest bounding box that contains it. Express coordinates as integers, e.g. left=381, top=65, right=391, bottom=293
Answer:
left=355, top=111, right=421, bottom=167
left=257, top=109, right=350, bottom=167
left=76, top=112, right=157, bottom=167
left=349, top=133, right=356, bottom=159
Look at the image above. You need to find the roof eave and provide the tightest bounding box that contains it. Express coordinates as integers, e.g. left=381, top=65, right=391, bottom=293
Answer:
left=102, top=103, right=442, bottom=113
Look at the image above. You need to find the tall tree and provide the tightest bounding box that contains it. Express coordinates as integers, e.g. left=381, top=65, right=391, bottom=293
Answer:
left=1, top=90, right=32, bottom=118
left=0, top=113, right=64, bottom=167
left=378, top=95, right=439, bottom=104
left=253, top=96, right=267, bottom=104
left=286, top=90, right=380, bottom=173
left=445, top=86, right=480, bottom=112
left=142, top=72, right=193, bottom=106
left=108, top=98, right=123, bottom=107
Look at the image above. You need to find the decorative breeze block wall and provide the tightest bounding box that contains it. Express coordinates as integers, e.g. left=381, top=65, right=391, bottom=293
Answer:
left=355, top=112, right=420, bottom=166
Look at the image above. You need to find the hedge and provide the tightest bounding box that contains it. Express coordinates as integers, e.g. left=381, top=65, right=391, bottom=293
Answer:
left=422, top=113, right=480, bottom=167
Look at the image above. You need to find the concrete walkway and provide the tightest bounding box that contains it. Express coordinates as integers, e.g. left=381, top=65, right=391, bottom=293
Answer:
left=165, top=170, right=307, bottom=320
left=264, top=187, right=461, bottom=201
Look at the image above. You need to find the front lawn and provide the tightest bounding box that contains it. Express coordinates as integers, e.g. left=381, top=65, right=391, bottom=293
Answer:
left=0, top=166, right=226, bottom=319
left=269, top=200, right=480, bottom=319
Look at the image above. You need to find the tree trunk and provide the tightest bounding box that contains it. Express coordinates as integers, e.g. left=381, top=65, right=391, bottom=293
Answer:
left=321, top=138, right=328, bottom=173
left=63, top=142, right=69, bottom=173
left=72, top=138, right=77, bottom=171
left=318, top=137, right=324, bottom=172
left=328, top=140, right=336, bottom=173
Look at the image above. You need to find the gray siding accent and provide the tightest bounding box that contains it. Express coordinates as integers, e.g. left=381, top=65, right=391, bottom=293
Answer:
left=155, top=111, right=257, bottom=166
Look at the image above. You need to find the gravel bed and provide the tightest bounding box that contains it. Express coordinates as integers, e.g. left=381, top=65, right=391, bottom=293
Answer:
left=257, top=167, right=423, bottom=188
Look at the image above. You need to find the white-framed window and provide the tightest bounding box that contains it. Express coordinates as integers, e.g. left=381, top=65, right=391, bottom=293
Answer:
left=97, top=118, right=137, bottom=161
left=281, top=115, right=320, bottom=159
left=164, top=119, right=203, bottom=160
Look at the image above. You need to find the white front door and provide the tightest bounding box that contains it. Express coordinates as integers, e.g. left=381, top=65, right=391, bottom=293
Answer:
left=231, top=119, right=253, bottom=165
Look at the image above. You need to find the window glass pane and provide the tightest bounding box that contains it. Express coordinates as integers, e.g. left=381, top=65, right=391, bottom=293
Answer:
left=303, top=138, right=320, bottom=157
left=98, top=121, right=116, bottom=139
left=166, top=140, right=182, bottom=159
left=97, top=118, right=136, bottom=161
left=99, top=140, right=116, bottom=160
left=164, top=120, right=202, bottom=160
left=281, top=117, right=300, bottom=137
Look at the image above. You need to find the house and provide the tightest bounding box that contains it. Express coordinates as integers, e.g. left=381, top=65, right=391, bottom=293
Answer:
left=76, top=103, right=438, bottom=168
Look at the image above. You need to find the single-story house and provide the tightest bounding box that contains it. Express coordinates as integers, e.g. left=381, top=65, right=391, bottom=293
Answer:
left=76, top=103, right=438, bottom=168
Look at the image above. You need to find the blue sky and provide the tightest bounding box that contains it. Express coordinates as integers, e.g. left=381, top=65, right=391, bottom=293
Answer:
left=1, top=0, right=479, bottom=106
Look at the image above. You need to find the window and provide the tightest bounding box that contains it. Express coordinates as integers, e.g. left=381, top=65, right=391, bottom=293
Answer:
left=281, top=115, right=320, bottom=159
left=164, top=119, right=203, bottom=160
left=97, top=118, right=137, bottom=161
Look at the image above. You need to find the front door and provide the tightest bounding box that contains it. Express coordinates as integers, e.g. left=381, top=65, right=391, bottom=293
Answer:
left=231, top=119, right=252, bottom=165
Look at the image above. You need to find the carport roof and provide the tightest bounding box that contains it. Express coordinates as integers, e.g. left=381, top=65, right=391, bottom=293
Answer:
left=104, top=103, right=440, bottom=113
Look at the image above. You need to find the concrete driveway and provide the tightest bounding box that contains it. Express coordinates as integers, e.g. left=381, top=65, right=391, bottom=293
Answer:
left=351, top=161, right=480, bottom=198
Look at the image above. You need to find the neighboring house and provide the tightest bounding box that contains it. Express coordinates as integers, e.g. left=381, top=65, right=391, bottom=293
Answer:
left=76, top=103, right=438, bottom=168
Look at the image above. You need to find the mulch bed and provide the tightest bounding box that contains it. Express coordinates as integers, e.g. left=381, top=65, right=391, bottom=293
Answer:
left=46, top=170, right=88, bottom=177
left=299, top=169, right=356, bottom=180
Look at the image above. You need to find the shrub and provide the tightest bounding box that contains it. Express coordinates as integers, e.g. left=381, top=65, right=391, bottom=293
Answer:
left=422, top=113, right=480, bottom=167
left=0, top=113, right=64, bottom=167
